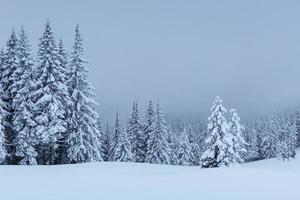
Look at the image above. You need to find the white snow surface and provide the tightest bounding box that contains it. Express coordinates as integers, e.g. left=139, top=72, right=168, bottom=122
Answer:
left=1, top=151, right=300, bottom=200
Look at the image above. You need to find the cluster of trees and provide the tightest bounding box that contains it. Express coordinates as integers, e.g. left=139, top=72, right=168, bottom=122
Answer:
left=0, top=22, right=297, bottom=167
left=243, top=113, right=297, bottom=162
left=101, top=96, right=298, bottom=167
left=0, top=21, right=100, bottom=165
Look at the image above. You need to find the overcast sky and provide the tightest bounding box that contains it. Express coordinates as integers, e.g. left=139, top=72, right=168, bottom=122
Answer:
left=1, top=0, right=300, bottom=122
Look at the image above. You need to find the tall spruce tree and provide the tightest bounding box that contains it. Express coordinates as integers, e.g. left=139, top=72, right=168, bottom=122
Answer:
left=12, top=27, right=38, bottom=165
left=145, top=102, right=171, bottom=165
left=143, top=101, right=155, bottom=161
left=33, top=21, right=69, bottom=164
left=127, top=101, right=145, bottom=162
left=228, top=109, right=247, bottom=163
left=200, top=96, right=233, bottom=168
left=2, top=29, right=19, bottom=164
left=56, top=38, right=70, bottom=164
left=67, top=25, right=101, bottom=163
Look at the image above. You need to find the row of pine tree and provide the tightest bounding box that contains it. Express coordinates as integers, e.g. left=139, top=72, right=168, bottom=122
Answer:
left=0, top=21, right=100, bottom=165
left=0, top=21, right=297, bottom=167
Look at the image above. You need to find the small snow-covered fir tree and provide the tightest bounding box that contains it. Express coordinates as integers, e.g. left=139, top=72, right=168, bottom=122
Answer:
left=109, top=113, right=121, bottom=161
left=67, top=25, right=101, bottom=163
left=177, top=129, right=192, bottom=166
left=2, top=29, right=19, bottom=164
left=200, top=96, right=233, bottom=168
left=186, top=125, right=201, bottom=165
left=143, top=101, right=155, bottom=161
left=166, top=127, right=178, bottom=165
left=277, top=116, right=297, bottom=160
left=261, top=113, right=280, bottom=159
left=243, top=125, right=259, bottom=162
left=110, top=114, right=133, bottom=162
left=228, top=109, right=247, bottom=163
left=99, top=122, right=110, bottom=161
left=112, top=126, right=133, bottom=162
left=145, top=102, right=171, bottom=165
left=127, top=101, right=145, bottom=162
left=12, top=27, right=38, bottom=165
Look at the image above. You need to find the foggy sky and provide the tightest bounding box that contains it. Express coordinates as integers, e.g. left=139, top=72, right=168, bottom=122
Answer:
left=1, top=0, right=300, bottom=122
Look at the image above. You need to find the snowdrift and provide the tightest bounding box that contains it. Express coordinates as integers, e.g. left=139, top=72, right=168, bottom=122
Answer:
left=0, top=153, right=300, bottom=200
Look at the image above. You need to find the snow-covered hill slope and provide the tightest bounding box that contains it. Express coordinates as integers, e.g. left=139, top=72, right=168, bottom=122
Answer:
left=1, top=154, right=300, bottom=200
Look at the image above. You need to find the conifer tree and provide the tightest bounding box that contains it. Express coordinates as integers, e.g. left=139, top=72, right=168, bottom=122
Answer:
left=55, top=38, right=71, bottom=164
left=186, top=125, right=201, bottom=165
left=143, top=101, right=155, bottom=161
left=127, top=101, right=145, bottom=162
left=112, top=126, right=133, bottom=162
left=109, top=113, right=121, bottom=161
left=261, top=113, right=280, bottom=159
left=2, top=30, right=19, bottom=164
left=67, top=25, right=101, bottom=163
left=277, top=116, right=297, bottom=160
left=99, top=122, right=110, bottom=161
left=200, top=96, right=233, bottom=168
left=33, top=21, right=69, bottom=164
left=177, top=129, right=192, bottom=166
left=0, top=87, right=6, bottom=163
left=12, top=27, right=38, bottom=165
left=243, top=125, right=259, bottom=162
left=228, top=109, right=247, bottom=163
left=145, top=102, right=171, bottom=165
left=166, top=127, right=178, bottom=165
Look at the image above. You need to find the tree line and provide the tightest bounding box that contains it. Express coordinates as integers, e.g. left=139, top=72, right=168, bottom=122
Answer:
left=0, top=21, right=298, bottom=167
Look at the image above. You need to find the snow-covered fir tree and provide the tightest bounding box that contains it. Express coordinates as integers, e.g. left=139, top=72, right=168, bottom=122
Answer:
left=55, top=38, right=71, bottom=164
left=109, top=113, right=121, bottom=161
left=99, top=122, right=110, bottom=161
left=166, top=127, right=178, bottom=165
left=33, top=21, right=70, bottom=164
left=127, top=101, right=146, bottom=162
left=177, top=128, right=192, bottom=166
left=228, top=109, right=247, bottom=163
left=112, top=126, right=133, bottom=162
left=0, top=87, right=6, bottom=163
left=12, top=27, right=38, bottom=165
left=67, top=25, right=101, bottom=163
left=186, top=125, right=201, bottom=165
left=2, top=29, right=19, bottom=164
left=243, top=125, right=259, bottom=162
left=111, top=113, right=133, bottom=162
left=143, top=101, right=155, bottom=161
left=277, top=115, right=297, bottom=160
left=145, top=102, right=171, bottom=165
left=200, top=96, right=234, bottom=168
left=261, top=113, right=280, bottom=159
left=292, top=110, right=300, bottom=147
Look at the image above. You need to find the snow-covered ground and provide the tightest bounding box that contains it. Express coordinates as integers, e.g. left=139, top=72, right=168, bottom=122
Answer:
left=1, top=153, right=300, bottom=200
